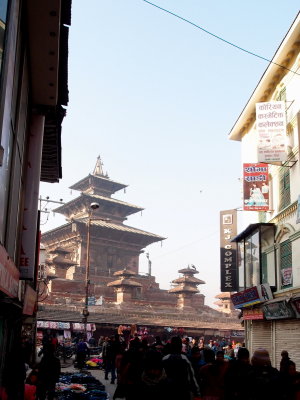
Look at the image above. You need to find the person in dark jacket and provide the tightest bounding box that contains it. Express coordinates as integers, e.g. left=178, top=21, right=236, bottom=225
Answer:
left=246, top=348, right=282, bottom=400
left=36, top=344, right=61, bottom=400
left=162, top=336, right=201, bottom=400
left=104, top=335, right=118, bottom=384
left=224, top=347, right=252, bottom=400
left=75, top=338, right=89, bottom=369
left=136, top=350, right=168, bottom=400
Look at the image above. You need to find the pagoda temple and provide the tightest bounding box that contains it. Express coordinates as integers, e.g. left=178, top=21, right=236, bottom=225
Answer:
left=39, top=157, right=244, bottom=342
left=41, top=156, right=165, bottom=304
left=107, top=268, right=142, bottom=304
left=169, top=265, right=205, bottom=309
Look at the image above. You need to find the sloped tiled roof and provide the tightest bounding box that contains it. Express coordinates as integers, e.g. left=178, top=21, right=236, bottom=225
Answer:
left=75, top=218, right=165, bottom=240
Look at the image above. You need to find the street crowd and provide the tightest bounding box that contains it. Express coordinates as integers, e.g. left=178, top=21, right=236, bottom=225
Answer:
left=2, top=333, right=300, bottom=400
left=98, top=334, right=300, bottom=400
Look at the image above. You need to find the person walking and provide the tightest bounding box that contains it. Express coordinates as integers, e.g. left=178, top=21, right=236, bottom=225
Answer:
left=246, top=348, right=282, bottom=400
left=199, top=350, right=228, bottom=400
left=162, top=336, right=201, bottom=400
left=104, top=335, right=118, bottom=384
left=75, top=338, right=89, bottom=369
left=36, top=344, right=61, bottom=400
left=224, top=347, right=252, bottom=400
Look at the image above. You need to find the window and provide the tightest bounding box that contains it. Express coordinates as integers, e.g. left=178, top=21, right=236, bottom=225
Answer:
left=133, top=287, right=142, bottom=299
left=245, top=230, right=260, bottom=288
left=238, top=242, right=245, bottom=291
left=279, top=167, right=290, bottom=211
left=234, top=223, right=276, bottom=291
left=277, top=87, right=286, bottom=102
left=280, top=240, right=292, bottom=288
left=261, top=252, right=268, bottom=283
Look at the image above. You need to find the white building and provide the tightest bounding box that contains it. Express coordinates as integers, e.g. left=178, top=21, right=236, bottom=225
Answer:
left=229, top=12, right=300, bottom=368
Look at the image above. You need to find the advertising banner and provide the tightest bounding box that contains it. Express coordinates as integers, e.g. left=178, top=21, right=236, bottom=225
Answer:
left=281, top=268, right=293, bottom=286
left=220, top=210, right=238, bottom=291
left=243, top=308, right=264, bottom=320
left=231, top=283, right=273, bottom=309
left=256, top=101, right=287, bottom=162
left=291, top=298, right=300, bottom=318
left=243, top=163, right=269, bottom=211
left=263, top=300, right=295, bottom=320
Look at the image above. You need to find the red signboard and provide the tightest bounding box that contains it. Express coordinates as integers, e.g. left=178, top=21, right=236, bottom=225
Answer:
left=0, top=244, right=20, bottom=298
left=243, top=163, right=269, bottom=211
left=243, top=308, right=264, bottom=320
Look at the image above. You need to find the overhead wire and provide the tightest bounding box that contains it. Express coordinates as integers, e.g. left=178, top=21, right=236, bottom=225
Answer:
left=142, top=0, right=300, bottom=76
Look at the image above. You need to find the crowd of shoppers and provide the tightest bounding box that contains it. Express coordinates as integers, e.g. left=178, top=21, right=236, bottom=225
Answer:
left=2, top=332, right=300, bottom=399
left=105, top=335, right=300, bottom=400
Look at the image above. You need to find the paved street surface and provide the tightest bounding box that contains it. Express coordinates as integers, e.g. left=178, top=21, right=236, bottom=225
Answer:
left=60, top=358, right=116, bottom=399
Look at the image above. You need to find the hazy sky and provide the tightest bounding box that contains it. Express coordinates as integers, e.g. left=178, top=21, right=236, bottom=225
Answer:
left=40, top=1, right=300, bottom=307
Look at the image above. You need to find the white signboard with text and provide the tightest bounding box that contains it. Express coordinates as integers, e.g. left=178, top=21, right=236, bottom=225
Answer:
left=256, top=101, right=286, bottom=163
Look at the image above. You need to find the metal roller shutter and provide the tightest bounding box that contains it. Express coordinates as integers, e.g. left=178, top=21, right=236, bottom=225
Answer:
left=274, top=320, right=300, bottom=369
left=249, top=320, right=272, bottom=358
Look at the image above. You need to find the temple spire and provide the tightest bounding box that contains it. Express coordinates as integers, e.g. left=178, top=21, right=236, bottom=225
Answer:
left=93, top=155, right=106, bottom=177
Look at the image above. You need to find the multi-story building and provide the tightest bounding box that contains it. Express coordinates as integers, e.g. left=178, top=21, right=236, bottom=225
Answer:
left=0, top=0, right=72, bottom=395
left=229, top=12, right=300, bottom=368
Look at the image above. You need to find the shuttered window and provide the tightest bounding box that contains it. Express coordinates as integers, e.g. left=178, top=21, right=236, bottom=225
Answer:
left=280, top=240, right=292, bottom=288
left=279, top=167, right=290, bottom=211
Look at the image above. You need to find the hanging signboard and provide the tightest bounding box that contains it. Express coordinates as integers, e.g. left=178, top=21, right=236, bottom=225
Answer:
left=243, top=308, right=264, bottom=320
left=263, top=299, right=295, bottom=320
left=220, top=209, right=238, bottom=291
left=243, top=163, right=269, bottom=211
left=256, top=101, right=287, bottom=163
left=231, top=284, right=273, bottom=309
left=291, top=297, right=300, bottom=318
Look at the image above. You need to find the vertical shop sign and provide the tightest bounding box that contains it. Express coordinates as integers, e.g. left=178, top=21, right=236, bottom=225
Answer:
left=256, top=101, right=287, bottom=162
left=220, top=210, right=238, bottom=291
left=243, top=163, right=269, bottom=211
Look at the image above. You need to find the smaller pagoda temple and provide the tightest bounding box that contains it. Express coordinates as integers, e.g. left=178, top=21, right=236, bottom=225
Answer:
left=107, top=268, right=142, bottom=304
left=214, top=292, right=236, bottom=314
left=169, top=265, right=205, bottom=310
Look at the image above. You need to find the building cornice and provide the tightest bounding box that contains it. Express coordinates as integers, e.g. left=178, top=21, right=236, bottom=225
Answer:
left=269, top=200, right=297, bottom=224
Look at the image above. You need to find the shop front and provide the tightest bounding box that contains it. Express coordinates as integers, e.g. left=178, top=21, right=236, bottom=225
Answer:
left=239, top=294, right=300, bottom=369
left=37, top=320, right=96, bottom=346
